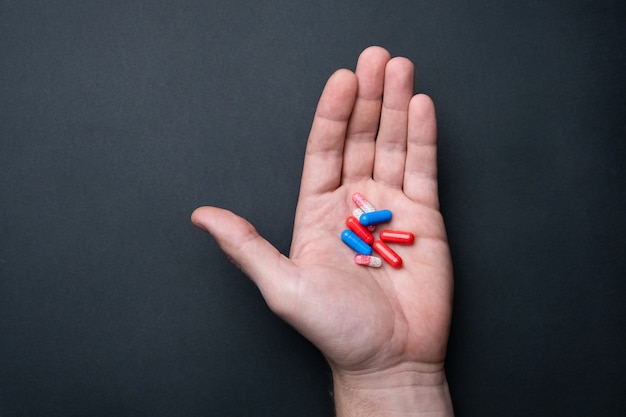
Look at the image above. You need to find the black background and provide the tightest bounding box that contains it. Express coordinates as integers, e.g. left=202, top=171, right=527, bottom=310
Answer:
left=1, top=1, right=625, bottom=416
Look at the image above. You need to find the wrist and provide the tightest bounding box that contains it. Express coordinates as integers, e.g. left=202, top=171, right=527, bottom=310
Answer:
left=331, top=362, right=454, bottom=417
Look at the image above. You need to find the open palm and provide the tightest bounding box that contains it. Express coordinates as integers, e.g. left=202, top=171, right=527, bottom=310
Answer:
left=192, top=47, right=453, bottom=385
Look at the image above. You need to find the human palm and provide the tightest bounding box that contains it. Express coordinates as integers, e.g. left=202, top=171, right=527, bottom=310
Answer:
left=192, top=46, right=453, bottom=383
left=288, top=184, right=452, bottom=375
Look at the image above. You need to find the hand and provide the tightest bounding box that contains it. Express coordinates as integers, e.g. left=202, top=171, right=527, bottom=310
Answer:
left=192, top=46, right=454, bottom=416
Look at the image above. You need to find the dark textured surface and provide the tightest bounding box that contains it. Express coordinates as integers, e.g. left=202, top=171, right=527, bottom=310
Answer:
left=1, top=1, right=625, bottom=415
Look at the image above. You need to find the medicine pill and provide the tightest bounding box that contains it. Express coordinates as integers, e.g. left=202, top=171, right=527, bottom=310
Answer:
left=373, top=240, right=402, bottom=268
left=359, top=209, right=392, bottom=226
left=379, top=230, right=415, bottom=245
left=354, top=254, right=383, bottom=268
left=353, top=208, right=376, bottom=232
left=346, top=216, right=374, bottom=245
left=341, top=230, right=373, bottom=255
left=352, top=192, right=376, bottom=213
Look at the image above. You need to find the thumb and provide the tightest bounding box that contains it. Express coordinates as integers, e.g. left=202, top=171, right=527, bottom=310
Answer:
left=191, top=206, right=295, bottom=313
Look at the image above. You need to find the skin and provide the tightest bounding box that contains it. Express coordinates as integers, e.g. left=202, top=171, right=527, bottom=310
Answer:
left=192, top=46, right=454, bottom=416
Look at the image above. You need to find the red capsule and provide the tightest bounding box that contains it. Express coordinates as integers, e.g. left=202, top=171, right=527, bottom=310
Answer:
left=373, top=240, right=403, bottom=268
left=346, top=216, right=374, bottom=245
left=379, top=230, right=415, bottom=245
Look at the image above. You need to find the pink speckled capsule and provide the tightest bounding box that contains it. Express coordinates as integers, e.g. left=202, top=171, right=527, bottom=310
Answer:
left=352, top=192, right=376, bottom=213
left=352, top=207, right=365, bottom=218
left=354, top=254, right=383, bottom=268
left=352, top=196, right=376, bottom=232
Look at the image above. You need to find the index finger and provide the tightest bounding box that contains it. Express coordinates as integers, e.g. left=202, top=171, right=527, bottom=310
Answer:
left=299, top=69, right=358, bottom=196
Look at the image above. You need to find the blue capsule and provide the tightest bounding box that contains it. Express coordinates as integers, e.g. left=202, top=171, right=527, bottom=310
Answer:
left=341, top=230, right=373, bottom=255
left=359, top=209, right=392, bottom=226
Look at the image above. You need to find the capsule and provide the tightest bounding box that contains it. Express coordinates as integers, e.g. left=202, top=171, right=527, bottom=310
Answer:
left=352, top=192, right=376, bottom=213
left=373, top=240, right=402, bottom=268
left=379, top=230, right=415, bottom=245
left=354, top=254, right=382, bottom=268
left=341, top=230, right=373, bottom=255
left=346, top=216, right=374, bottom=245
left=353, top=208, right=376, bottom=232
left=359, top=209, right=392, bottom=226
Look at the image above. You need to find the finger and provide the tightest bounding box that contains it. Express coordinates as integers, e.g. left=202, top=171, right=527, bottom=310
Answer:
left=341, top=46, right=390, bottom=183
left=299, top=69, right=358, bottom=196
left=191, top=206, right=297, bottom=315
left=403, top=94, right=439, bottom=209
left=373, top=57, right=415, bottom=188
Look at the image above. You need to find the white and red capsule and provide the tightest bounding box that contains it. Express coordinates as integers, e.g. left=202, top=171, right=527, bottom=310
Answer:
left=354, top=254, right=383, bottom=268
left=352, top=192, right=376, bottom=213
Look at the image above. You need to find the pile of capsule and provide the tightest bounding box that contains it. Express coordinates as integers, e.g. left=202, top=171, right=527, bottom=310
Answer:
left=340, top=192, right=414, bottom=268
